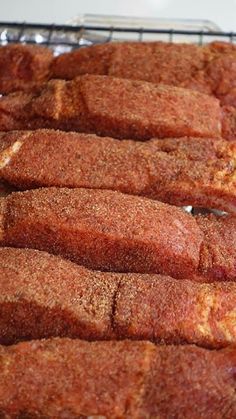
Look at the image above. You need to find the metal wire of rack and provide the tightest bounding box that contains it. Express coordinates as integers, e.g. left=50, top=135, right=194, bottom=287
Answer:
left=0, top=20, right=235, bottom=54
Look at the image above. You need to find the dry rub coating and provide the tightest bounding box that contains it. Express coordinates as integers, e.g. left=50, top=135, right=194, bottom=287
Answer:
left=141, top=343, right=236, bottom=419
left=0, top=247, right=117, bottom=345
left=196, top=214, right=236, bottom=282
left=1, top=41, right=236, bottom=109
left=0, top=74, right=222, bottom=140
left=222, top=105, right=236, bottom=141
left=0, top=43, right=53, bottom=94
left=1, top=247, right=236, bottom=348
left=0, top=338, right=155, bottom=418
left=51, top=41, right=236, bottom=107
left=0, top=187, right=203, bottom=279
left=0, top=338, right=236, bottom=418
left=1, top=129, right=236, bottom=213
left=1, top=187, right=236, bottom=282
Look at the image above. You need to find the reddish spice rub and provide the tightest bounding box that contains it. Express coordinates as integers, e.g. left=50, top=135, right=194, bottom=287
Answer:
left=222, top=105, right=236, bottom=141
left=51, top=41, right=236, bottom=107
left=0, top=338, right=155, bottom=418
left=51, top=41, right=208, bottom=83
left=1, top=129, right=236, bottom=213
left=0, top=74, right=222, bottom=140
left=115, top=274, right=236, bottom=348
left=1, top=247, right=236, bottom=348
left=196, top=214, right=236, bottom=282
left=0, top=187, right=203, bottom=279
left=0, top=247, right=117, bottom=345
left=1, top=187, right=236, bottom=282
left=0, top=338, right=236, bottom=418
left=0, top=43, right=53, bottom=94
left=140, top=344, right=236, bottom=419
left=1, top=41, right=236, bottom=109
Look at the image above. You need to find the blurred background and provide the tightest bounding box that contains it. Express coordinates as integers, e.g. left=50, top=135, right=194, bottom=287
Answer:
left=1, top=0, right=236, bottom=31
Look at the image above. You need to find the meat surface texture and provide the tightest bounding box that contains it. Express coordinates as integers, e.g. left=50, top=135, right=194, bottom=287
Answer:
left=0, top=43, right=53, bottom=94
left=0, top=338, right=236, bottom=418
left=222, top=105, right=236, bottom=141
left=51, top=41, right=236, bottom=107
left=0, top=129, right=236, bottom=213
left=1, top=41, right=236, bottom=108
left=0, top=74, right=223, bottom=140
left=1, top=187, right=236, bottom=282
left=196, top=214, right=236, bottom=281
left=1, top=247, right=236, bottom=348
left=0, top=187, right=203, bottom=279
left=2, top=40, right=236, bottom=419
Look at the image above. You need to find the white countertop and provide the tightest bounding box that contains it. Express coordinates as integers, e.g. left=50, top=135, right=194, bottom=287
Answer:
left=1, top=0, right=236, bottom=32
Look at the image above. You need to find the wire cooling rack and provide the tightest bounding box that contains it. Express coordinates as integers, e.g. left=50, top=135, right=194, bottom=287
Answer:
left=0, top=16, right=235, bottom=54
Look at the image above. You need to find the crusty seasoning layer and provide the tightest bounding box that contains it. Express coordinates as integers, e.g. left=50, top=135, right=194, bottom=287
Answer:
left=51, top=41, right=236, bottom=107
left=222, top=105, right=236, bottom=141
left=0, top=247, right=117, bottom=344
left=0, top=187, right=236, bottom=282
left=0, top=74, right=222, bottom=140
left=0, top=338, right=236, bottom=418
left=196, top=214, right=236, bottom=282
left=1, top=247, right=236, bottom=348
left=140, top=343, right=236, bottom=418
left=1, top=41, right=236, bottom=110
left=1, top=129, right=236, bottom=213
left=0, top=187, right=203, bottom=279
left=0, top=43, right=53, bottom=94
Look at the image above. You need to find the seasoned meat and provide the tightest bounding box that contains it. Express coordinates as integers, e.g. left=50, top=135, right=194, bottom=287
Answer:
left=140, top=343, right=236, bottom=419
left=0, top=338, right=236, bottom=418
left=196, top=214, right=236, bottom=281
left=51, top=41, right=236, bottom=107
left=0, top=187, right=235, bottom=281
left=2, top=41, right=236, bottom=108
left=0, top=74, right=222, bottom=139
left=0, top=43, right=53, bottom=94
left=0, top=187, right=203, bottom=279
left=0, top=247, right=236, bottom=348
left=0, top=129, right=236, bottom=213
